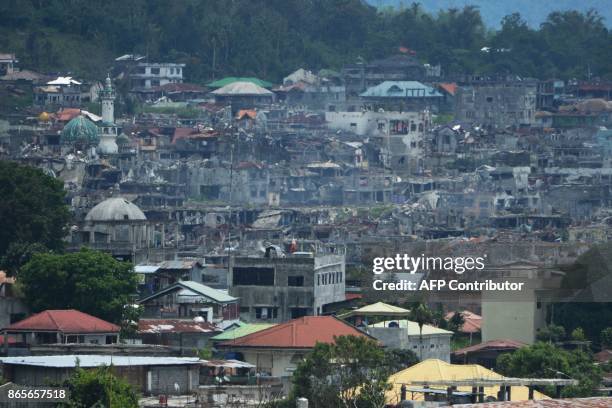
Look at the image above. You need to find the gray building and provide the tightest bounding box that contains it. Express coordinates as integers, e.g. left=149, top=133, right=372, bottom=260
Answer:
left=367, top=320, right=453, bottom=362
left=456, top=77, right=537, bottom=128
left=0, top=355, right=200, bottom=395
left=230, top=253, right=346, bottom=322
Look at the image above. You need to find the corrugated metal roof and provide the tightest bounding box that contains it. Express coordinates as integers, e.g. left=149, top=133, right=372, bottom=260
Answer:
left=385, top=359, right=548, bottom=405
left=139, top=281, right=237, bottom=304
left=0, top=355, right=200, bottom=368
left=368, top=319, right=453, bottom=336
left=138, top=319, right=220, bottom=334
left=340, top=301, right=410, bottom=318
left=211, top=81, right=274, bottom=96
left=207, top=77, right=273, bottom=89
left=217, top=316, right=370, bottom=349
left=211, top=323, right=276, bottom=341
left=360, top=81, right=442, bottom=98
left=453, top=339, right=526, bottom=357
left=450, top=397, right=612, bottom=407
left=4, top=310, right=119, bottom=334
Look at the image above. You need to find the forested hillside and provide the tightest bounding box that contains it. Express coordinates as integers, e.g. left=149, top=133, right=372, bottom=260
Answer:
left=1, top=0, right=611, bottom=82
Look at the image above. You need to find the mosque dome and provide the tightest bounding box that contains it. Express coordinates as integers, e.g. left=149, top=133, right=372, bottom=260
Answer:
left=61, top=115, right=99, bottom=145
left=38, top=111, right=50, bottom=122
left=85, top=197, right=146, bottom=222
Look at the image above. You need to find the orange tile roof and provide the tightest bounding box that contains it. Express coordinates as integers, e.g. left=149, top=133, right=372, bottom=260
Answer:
left=5, top=310, right=119, bottom=333
left=236, top=109, right=257, bottom=120
left=446, top=310, right=482, bottom=333
left=56, top=108, right=82, bottom=122
left=218, top=316, right=370, bottom=349
left=439, top=82, right=458, bottom=96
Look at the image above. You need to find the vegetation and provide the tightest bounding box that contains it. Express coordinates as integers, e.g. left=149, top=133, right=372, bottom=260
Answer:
left=0, top=161, right=70, bottom=274
left=59, top=366, right=138, bottom=408
left=601, top=327, right=612, bottom=349
left=18, top=248, right=138, bottom=323
left=291, top=335, right=402, bottom=408
left=1, top=1, right=611, bottom=82
left=497, top=342, right=603, bottom=398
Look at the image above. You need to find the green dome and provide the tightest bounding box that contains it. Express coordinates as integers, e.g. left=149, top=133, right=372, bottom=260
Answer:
left=61, top=115, right=100, bottom=145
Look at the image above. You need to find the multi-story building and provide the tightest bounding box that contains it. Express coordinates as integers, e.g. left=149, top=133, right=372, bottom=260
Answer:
left=129, top=62, right=185, bottom=92
left=456, top=77, right=537, bottom=128
left=229, top=252, right=346, bottom=323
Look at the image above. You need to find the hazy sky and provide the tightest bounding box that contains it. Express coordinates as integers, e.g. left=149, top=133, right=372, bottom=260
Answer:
left=372, top=0, right=611, bottom=28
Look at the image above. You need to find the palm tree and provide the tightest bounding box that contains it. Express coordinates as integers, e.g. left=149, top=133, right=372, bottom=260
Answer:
left=410, top=303, right=433, bottom=360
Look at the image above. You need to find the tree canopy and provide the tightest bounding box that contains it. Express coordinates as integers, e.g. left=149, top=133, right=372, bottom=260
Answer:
left=0, top=161, right=70, bottom=273
left=59, top=365, right=138, bottom=408
left=1, top=1, right=611, bottom=82
left=18, top=248, right=138, bottom=323
left=291, top=335, right=405, bottom=408
left=497, top=342, right=603, bottom=398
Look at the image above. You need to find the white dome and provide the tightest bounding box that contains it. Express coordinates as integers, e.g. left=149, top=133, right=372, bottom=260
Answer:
left=85, top=197, right=146, bottom=221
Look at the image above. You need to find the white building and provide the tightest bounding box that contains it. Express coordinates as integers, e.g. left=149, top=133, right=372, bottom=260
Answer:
left=325, top=110, right=431, bottom=172
left=130, top=62, right=185, bottom=89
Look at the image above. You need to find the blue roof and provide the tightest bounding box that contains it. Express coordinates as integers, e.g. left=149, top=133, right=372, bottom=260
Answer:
left=360, top=81, right=442, bottom=98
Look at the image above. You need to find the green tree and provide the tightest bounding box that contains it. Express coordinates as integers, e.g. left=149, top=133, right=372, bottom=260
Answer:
left=600, top=327, right=612, bottom=349
left=409, top=303, right=433, bottom=360
left=497, top=342, right=602, bottom=397
left=59, top=365, right=138, bottom=408
left=571, top=327, right=586, bottom=342
left=0, top=161, right=70, bottom=272
left=536, top=324, right=566, bottom=343
left=18, top=248, right=138, bottom=323
left=291, top=335, right=392, bottom=408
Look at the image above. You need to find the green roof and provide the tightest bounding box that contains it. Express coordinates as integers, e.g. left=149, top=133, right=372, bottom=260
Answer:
left=207, top=77, right=273, bottom=89
left=61, top=115, right=99, bottom=145
left=211, top=322, right=276, bottom=341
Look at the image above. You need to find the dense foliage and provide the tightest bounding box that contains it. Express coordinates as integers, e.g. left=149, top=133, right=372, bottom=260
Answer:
left=59, top=366, right=138, bottom=408
left=0, top=161, right=70, bottom=274
left=19, top=248, right=138, bottom=323
left=1, top=1, right=611, bottom=82
left=291, top=335, right=412, bottom=408
left=497, top=342, right=603, bottom=398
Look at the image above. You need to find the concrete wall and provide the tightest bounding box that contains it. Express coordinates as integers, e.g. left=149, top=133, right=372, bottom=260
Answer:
left=367, top=327, right=451, bottom=362
left=241, top=349, right=305, bottom=378
left=230, top=255, right=345, bottom=323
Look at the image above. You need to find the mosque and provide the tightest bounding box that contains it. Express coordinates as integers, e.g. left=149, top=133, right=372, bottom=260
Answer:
left=59, top=75, right=119, bottom=155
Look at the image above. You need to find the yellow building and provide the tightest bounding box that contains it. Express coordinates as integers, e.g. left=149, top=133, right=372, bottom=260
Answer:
left=385, top=359, right=549, bottom=405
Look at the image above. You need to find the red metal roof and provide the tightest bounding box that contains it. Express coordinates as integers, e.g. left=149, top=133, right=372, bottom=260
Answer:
left=218, top=316, right=369, bottom=349
left=5, top=310, right=120, bottom=334
left=453, top=339, right=526, bottom=356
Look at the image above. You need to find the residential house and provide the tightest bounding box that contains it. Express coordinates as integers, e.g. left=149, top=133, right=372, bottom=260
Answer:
left=2, top=310, right=120, bottom=353
left=139, top=280, right=239, bottom=324
left=34, top=76, right=83, bottom=108
left=216, top=316, right=372, bottom=378
left=211, top=81, right=275, bottom=114
left=360, top=81, right=443, bottom=112
left=0, top=355, right=200, bottom=395
left=452, top=339, right=526, bottom=368
left=137, top=318, right=221, bottom=353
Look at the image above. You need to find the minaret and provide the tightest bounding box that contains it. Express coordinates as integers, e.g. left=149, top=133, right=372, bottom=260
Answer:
left=101, top=75, right=115, bottom=124
left=98, top=74, right=119, bottom=154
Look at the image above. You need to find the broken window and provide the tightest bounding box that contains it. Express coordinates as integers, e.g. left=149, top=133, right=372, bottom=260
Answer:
left=255, top=307, right=278, bottom=319
left=233, top=267, right=275, bottom=286
left=288, top=276, right=304, bottom=287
